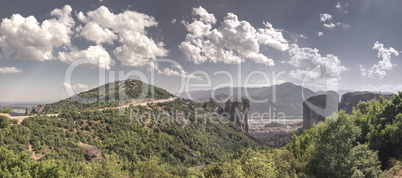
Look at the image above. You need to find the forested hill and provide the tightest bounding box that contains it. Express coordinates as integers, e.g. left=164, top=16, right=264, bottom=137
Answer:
left=42, top=79, right=172, bottom=113
left=0, top=97, right=263, bottom=177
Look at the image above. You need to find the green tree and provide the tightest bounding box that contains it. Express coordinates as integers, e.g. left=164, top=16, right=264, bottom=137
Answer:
left=0, top=116, right=10, bottom=129
left=0, top=107, right=13, bottom=114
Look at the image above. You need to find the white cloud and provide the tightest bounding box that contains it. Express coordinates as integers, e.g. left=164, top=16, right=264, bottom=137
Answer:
left=368, top=65, right=387, bottom=79
left=78, top=22, right=117, bottom=44
left=0, top=67, right=22, bottom=74
left=78, top=6, right=168, bottom=66
left=320, top=13, right=332, bottom=22
left=63, top=82, right=90, bottom=93
left=335, top=2, right=342, bottom=9
left=336, top=22, right=350, bottom=28
left=179, top=6, right=288, bottom=66
left=171, top=19, right=177, bottom=24
left=363, top=41, right=399, bottom=79
left=0, top=5, right=74, bottom=61
left=148, top=63, right=201, bottom=80
left=323, top=23, right=336, bottom=28
left=320, top=12, right=350, bottom=29
left=359, top=65, right=367, bottom=76
left=373, top=41, right=399, bottom=70
left=288, top=44, right=348, bottom=90
left=335, top=2, right=348, bottom=13
left=317, top=31, right=323, bottom=36
left=58, top=45, right=112, bottom=70
left=323, top=22, right=349, bottom=29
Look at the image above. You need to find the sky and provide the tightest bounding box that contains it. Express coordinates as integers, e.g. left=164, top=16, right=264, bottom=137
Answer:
left=0, top=0, right=401, bottom=103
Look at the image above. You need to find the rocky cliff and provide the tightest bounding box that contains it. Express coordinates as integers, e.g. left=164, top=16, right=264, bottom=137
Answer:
left=31, top=105, right=45, bottom=114
left=221, top=98, right=250, bottom=133
left=339, top=91, right=393, bottom=114
left=77, top=142, right=105, bottom=162
left=303, top=91, right=339, bottom=129
left=200, top=98, right=250, bottom=133
left=25, top=107, right=30, bottom=116
left=303, top=91, right=394, bottom=130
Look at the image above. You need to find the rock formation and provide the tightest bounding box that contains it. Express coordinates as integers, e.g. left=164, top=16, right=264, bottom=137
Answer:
left=303, top=91, right=394, bottom=130
left=199, top=98, right=251, bottom=133
left=25, top=107, right=30, bottom=116
left=77, top=142, right=105, bottom=162
left=339, top=91, right=393, bottom=114
left=202, top=98, right=223, bottom=110
left=221, top=98, right=250, bottom=133
left=31, top=105, right=45, bottom=114
left=303, top=91, right=339, bottom=129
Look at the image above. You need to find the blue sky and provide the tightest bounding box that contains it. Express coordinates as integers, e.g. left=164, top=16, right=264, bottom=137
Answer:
left=0, top=0, right=401, bottom=102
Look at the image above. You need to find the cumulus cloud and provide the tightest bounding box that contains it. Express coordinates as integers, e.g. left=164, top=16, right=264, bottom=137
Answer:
left=0, top=5, right=172, bottom=71
left=323, top=23, right=336, bottom=28
left=320, top=12, right=349, bottom=29
left=288, top=44, right=348, bottom=90
left=336, top=22, right=350, bottom=29
left=78, top=6, right=168, bottom=66
left=179, top=6, right=289, bottom=66
left=148, top=63, right=201, bottom=80
left=367, top=65, right=387, bottom=79
left=359, top=65, right=367, bottom=76
left=317, top=31, right=323, bottom=36
left=171, top=19, right=177, bottom=24
left=373, top=41, right=399, bottom=70
left=0, top=5, right=74, bottom=61
left=335, top=2, right=342, bottom=9
left=362, top=41, right=399, bottom=79
left=63, top=82, right=90, bottom=93
left=58, top=45, right=112, bottom=70
left=335, top=2, right=349, bottom=13
left=320, top=13, right=332, bottom=22
left=0, top=67, right=22, bottom=74
left=78, top=22, right=117, bottom=44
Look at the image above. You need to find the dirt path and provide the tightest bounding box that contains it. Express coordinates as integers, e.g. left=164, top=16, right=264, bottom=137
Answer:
left=99, top=97, right=176, bottom=111
left=0, top=113, right=10, bottom=117
left=3, top=97, right=176, bottom=124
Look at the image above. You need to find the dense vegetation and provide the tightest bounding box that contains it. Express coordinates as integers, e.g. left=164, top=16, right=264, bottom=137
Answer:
left=0, top=107, right=13, bottom=114
left=0, top=97, right=262, bottom=177
left=1, top=78, right=402, bottom=177
left=43, top=79, right=172, bottom=113
left=201, top=93, right=402, bottom=177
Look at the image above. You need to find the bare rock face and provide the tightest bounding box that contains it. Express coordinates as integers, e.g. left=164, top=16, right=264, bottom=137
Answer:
left=25, top=107, right=31, bottom=116
left=31, top=105, right=45, bottom=114
left=339, top=91, right=393, bottom=114
left=200, top=98, right=250, bottom=133
left=77, top=142, right=105, bottom=162
left=221, top=98, right=250, bottom=133
left=303, top=91, right=339, bottom=130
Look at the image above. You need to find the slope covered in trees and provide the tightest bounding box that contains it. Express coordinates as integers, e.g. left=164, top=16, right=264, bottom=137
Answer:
left=202, top=92, right=402, bottom=177
left=0, top=97, right=263, bottom=177
left=1, top=78, right=402, bottom=177
left=42, top=79, right=172, bottom=113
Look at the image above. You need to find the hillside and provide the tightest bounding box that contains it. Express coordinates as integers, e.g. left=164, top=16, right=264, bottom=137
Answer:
left=42, top=79, right=172, bottom=114
left=0, top=95, right=263, bottom=176
left=178, top=82, right=317, bottom=116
